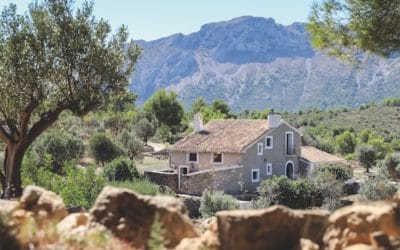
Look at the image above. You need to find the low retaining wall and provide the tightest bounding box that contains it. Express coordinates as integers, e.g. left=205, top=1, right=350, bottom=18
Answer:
left=144, top=170, right=179, bottom=193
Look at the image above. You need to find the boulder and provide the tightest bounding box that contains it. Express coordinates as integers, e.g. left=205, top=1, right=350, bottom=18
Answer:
left=343, top=180, right=360, bottom=195
left=57, top=212, right=90, bottom=238
left=19, top=185, right=67, bottom=225
left=89, top=186, right=197, bottom=249
left=213, top=205, right=329, bottom=250
left=175, top=238, right=205, bottom=250
left=323, top=201, right=400, bottom=250
left=0, top=199, right=19, bottom=215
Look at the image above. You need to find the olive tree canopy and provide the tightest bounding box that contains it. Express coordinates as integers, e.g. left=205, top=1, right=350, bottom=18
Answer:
left=0, top=0, right=140, bottom=198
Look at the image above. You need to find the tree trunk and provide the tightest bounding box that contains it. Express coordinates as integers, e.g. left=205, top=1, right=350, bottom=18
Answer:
left=2, top=144, right=26, bottom=199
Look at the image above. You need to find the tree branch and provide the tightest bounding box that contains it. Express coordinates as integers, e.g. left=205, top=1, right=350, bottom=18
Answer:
left=27, top=105, right=65, bottom=145
left=0, top=125, right=12, bottom=144
left=20, top=98, right=38, bottom=137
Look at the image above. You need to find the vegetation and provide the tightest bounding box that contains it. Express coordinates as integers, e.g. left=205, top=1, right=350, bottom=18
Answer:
left=356, top=145, right=377, bottom=173
left=103, top=157, right=140, bottom=182
left=0, top=0, right=140, bottom=198
left=108, top=179, right=174, bottom=196
left=199, top=189, right=239, bottom=218
left=308, top=0, right=400, bottom=59
left=360, top=170, right=397, bottom=201
left=312, top=164, right=352, bottom=181
left=89, top=133, right=122, bottom=165
left=31, top=132, right=84, bottom=173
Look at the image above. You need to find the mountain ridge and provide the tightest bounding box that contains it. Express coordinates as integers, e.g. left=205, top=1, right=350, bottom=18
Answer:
left=130, top=16, right=400, bottom=111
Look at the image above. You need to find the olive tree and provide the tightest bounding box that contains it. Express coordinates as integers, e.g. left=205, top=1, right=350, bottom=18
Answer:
left=0, top=0, right=140, bottom=198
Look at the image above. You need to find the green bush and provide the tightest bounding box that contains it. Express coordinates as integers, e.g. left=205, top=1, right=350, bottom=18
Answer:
left=360, top=171, right=397, bottom=201
left=199, top=189, right=239, bottom=218
left=256, top=176, right=322, bottom=209
left=103, top=157, right=140, bottom=182
left=22, top=155, right=105, bottom=209
left=313, top=164, right=352, bottom=181
left=108, top=179, right=174, bottom=196
left=336, top=130, right=357, bottom=155
left=118, top=130, right=144, bottom=160
left=89, top=133, right=122, bottom=165
left=32, top=131, right=84, bottom=173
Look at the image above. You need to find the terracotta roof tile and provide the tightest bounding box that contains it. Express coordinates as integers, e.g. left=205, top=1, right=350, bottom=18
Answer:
left=301, top=146, right=347, bottom=164
left=172, top=119, right=270, bottom=153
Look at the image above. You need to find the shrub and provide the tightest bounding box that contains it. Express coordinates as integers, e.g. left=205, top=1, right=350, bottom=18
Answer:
left=89, top=133, right=122, bottom=165
left=199, top=189, right=239, bottom=218
left=383, top=153, right=400, bottom=179
left=336, top=130, right=357, bottom=155
left=255, top=176, right=322, bottom=209
left=31, top=131, right=84, bottom=173
left=22, top=155, right=105, bottom=209
left=313, top=164, right=352, bottom=181
left=108, top=179, right=174, bottom=196
left=103, top=157, right=140, bottom=182
left=153, top=124, right=172, bottom=143
left=308, top=169, right=344, bottom=211
left=360, top=171, right=397, bottom=201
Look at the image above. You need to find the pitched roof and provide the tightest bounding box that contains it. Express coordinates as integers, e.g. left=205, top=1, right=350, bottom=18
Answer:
left=172, top=119, right=270, bottom=153
left=301, top=146, right=347, bottom=164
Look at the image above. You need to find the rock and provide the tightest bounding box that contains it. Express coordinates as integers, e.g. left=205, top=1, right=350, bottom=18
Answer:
left=343, top=180, right=360, bottom=195
left=213, top=205, right=329, bottom=250
left=19, top=185, right=67, bottom=225
left=298, top=238, right=320, bottom=250
left=0, top=199, right=19, bottom=215
left=342, top=243, right=376, bottom=250
left=179, top=194, right=201, bottom=218
left=89, top=186, right=198, bottom=249
left=323, top=201, right=400, bottom=250
left=175, top=238, right=205, bottom=250
left=57, top=212, right=90, bottom=238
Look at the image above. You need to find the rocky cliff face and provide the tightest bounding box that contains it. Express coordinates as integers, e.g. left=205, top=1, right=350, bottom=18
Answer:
left=2, top=185, right=400, bottom=249
left=131, top=16, right=400, bottom=111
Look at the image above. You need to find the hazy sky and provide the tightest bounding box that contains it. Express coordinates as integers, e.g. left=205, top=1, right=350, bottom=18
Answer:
left=1, top=0, right=315, bottom=41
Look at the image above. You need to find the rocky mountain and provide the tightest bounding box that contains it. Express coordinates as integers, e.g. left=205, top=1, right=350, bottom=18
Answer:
left=130, top=16, right=400, bottom=111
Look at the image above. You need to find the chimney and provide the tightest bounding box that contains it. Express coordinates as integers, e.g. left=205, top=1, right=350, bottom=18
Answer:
left=267, top=114, right=282, bottom=128
left=194, top=113, right=204, bottom=133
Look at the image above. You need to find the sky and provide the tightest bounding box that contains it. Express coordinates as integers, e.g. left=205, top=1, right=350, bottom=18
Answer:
left=0, top=0, right=315, bottom=41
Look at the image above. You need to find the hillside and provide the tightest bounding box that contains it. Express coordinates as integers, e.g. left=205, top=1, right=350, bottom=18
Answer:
left=130, top=16, right=400, bottom=111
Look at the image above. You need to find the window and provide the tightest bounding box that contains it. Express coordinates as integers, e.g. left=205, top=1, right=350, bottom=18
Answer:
left=187, top=152, right=198, bottom=163
left=257, top=143, right=263, bottom=155
left=286, top=132, right=294, bottom=155
left=266, top=163, right=272, bottom=175
left=212, top=153, right=222, bottom=163
left=265, top=136, right=273, bottom=149
left=252, top=169, right=260, bottom=183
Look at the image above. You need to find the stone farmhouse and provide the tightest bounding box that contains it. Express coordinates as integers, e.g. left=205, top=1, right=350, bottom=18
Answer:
left=145, top=114, right=347, bottom=195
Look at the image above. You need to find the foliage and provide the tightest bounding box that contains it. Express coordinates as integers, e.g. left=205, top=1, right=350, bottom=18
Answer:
left=360, top=170, right=397, bottom=201
left=191, top=97, right=207, bottom=114
left=308, top=0, right=400, bottom=60
left=143, top=89, right=184, bottom=132
left=256, top=176, right=322, bottom=209
left=31, top=131, right=84, bottom=173
left=153, top=124, right=173, bottom=143
left=383, top=153, right=400, bottom=179
left=382, top=97, right=400, bottom=107
left=22, top=156, right=105, bottom=209
left=134, top=111, right=158, bottom=144
left=313, top=164, right=352, bottom=181
left=118, top=130, right=144, bottom=160
left=308, top=169, right=344, bottom=211
left=356, top=144, right=377, bottom=172
left=103, top=157, right=140, bottom=182
left=211, top=99, right=231, bottom=117
left=0, top=0, right=140, bottom=196
left=89, top=133, right=122, bottom=165
left=335, top=131, right=357, bottom=155
left=108, top=179, right=174, bottom=196
left=199, top=189, right=239, bottom=218
left=147, top=213, right=168, bottom=250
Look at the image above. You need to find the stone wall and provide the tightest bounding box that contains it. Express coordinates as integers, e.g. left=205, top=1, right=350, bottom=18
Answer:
left=144, top=171, right=179, bottom=193
left=180, top=166, right=244, bottom=196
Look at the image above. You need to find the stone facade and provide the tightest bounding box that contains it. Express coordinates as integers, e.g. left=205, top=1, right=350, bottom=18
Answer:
left=170, top=151, right=243, bottom=171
